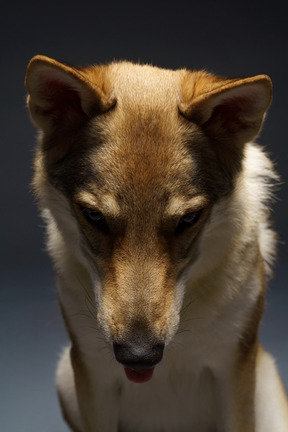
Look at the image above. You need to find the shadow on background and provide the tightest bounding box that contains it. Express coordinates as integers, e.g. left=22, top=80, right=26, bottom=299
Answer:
left=0, top=1, right=287, bottom=431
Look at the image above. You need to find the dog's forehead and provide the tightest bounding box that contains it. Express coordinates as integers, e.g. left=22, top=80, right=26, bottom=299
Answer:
left=108, top=61, right=183, bottom=106
left=88, top=112, right=199, bottom=209
left=86, top=63, right=198, bottom=190
left=77, top=64, right=227, bottom=209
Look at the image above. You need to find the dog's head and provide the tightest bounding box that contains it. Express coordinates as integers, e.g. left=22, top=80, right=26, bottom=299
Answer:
left=25, top=56, right=272, bottom=380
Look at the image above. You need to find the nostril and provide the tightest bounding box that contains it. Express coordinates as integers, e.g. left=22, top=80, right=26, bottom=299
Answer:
left=113, top=342, right=164, bottom=370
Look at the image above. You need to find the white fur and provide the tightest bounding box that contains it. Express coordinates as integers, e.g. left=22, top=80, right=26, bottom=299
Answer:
left=255, top=350, right=288, bottom=431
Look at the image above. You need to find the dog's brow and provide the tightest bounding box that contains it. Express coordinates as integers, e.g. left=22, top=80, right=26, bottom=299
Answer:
left=101, top=194, right=121, bottom=216
left=166, top=195, right=208, bottom=216
left=73, top=192, right=120, bottom=216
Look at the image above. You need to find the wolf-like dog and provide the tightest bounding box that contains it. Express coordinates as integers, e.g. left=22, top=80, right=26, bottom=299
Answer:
left=25, top=55, right=288, bottom=431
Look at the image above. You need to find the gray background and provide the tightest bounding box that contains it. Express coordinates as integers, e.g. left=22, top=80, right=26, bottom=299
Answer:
left=1, top=1, right=287, bottom=431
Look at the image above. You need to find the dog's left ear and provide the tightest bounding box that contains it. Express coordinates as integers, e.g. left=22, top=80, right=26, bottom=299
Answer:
left=179, top=72, right=272, bottom=146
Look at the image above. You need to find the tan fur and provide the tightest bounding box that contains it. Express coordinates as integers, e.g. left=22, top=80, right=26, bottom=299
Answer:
left=26, top=55, right=288, bottom=431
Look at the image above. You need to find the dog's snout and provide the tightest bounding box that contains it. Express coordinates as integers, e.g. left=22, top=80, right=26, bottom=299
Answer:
left=113, top=341, right=164, bottom=370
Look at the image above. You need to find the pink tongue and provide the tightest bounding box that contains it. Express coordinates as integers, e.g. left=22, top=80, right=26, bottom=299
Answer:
left=124, top=367, right=154, bottom=383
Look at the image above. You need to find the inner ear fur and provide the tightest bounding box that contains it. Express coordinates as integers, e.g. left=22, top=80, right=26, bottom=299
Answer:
left=25, top=55, right=116, bottom=132
left=179, top=70, right=273, bottom=146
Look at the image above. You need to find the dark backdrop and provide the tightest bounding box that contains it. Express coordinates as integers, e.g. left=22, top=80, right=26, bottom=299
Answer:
left=1, top=1, right=287, bottom=431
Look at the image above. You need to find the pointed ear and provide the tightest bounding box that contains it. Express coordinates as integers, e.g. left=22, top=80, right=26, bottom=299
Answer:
left=25, top=55, right=115, bottom=132
left=179, top=71, right=272, bottom=145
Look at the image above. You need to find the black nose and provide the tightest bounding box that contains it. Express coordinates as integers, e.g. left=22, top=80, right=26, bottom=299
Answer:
left=113, top=341, right=164, bottom=370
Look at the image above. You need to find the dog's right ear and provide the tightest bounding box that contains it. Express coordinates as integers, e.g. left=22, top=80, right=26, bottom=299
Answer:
left=25, top=55, right=115, bottom=132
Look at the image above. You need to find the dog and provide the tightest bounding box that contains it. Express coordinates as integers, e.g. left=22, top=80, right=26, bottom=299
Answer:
left=25, top=55, right=288, bottom=431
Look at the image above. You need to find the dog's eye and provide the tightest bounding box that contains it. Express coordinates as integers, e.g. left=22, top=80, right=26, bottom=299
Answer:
left=176, top=211, right=202, bottom=234
left=81, top=207, right=109, bottom=233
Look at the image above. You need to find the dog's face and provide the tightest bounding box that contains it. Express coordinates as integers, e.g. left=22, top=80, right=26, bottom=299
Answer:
left=26, top=57, right=272, bottom=378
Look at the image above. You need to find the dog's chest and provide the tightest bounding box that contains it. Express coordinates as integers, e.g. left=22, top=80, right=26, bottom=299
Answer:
left=118, top=365, right=217, bottom=432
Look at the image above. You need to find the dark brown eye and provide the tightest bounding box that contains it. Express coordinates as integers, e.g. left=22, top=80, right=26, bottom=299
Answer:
left=81, top=207, right=109, bottom=233
left=176, top=211, right=202, bottom=234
